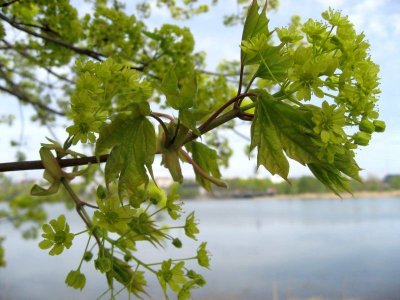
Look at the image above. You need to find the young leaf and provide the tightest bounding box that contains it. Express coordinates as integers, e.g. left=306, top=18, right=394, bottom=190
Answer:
left=161, top=149, right=183, bottom=183
left=254, top=46, right=293, bottom=82
left=241, top=0, right=269, bottom=64
left=160, top=67, right=197, bottom=110
left=250, top=93, right=290, bottom=180
left=96, top=115, right=156, bottom=200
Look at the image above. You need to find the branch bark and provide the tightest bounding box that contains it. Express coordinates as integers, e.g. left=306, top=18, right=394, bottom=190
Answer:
left=0, top=155, right=109, bottom=172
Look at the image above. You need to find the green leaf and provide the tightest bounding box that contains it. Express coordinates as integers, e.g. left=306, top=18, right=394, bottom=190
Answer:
left=254, top=47, right=293, bottom=82
left=241, top=0, right=269, bottom=64
left=96, top=115, right=156, bottom=200
left=31, top=181, right=60, bottom=196
left=259, top=94, right=320, bottom=165
left=161, top=150, right=183, bottom=183
left=160, top=67, right=197, bottom=110
left=185, top=142, right=224, bottom=191
left=250, top=93, right=290, bottom=180
left=308, top=163, right=351, bottom=196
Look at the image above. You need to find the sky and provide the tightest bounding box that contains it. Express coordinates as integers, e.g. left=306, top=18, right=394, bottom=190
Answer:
left=1, top=0, right=400, bottom=181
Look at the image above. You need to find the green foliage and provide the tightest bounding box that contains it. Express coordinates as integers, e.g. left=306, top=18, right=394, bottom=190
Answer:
left=0, top=0, right=386, bottom=299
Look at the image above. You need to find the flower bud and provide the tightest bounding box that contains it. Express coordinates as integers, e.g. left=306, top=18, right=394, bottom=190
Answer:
left=359, top=119, right=374, bottom=134
left=172, top=238, right=182, bottom=248
left=353, top=132, right=371, bottom=146
left=83, top=251, right=93, bottom=262
left=373, top=120, right=386, bottom=132
left=65, top=270, right=86, bottom=290
left=94, top=257, right=112, bottom=273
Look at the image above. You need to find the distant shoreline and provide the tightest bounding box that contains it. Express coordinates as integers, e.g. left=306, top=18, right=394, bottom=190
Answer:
left=262, top=190, right=400, bottom=200
left=196, top=190, right=400, bottom=201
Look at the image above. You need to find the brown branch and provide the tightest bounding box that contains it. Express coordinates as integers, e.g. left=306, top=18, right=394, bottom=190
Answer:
left=0, top=155, right=109, bottom=172
left=198, top=92, right=256, bottom=133
left=0, top=12, right=105, bottom=61
left=0, top=0, right=20, bottom=8
left=0, top=85, right=65, bottom=116
left=1, top=39, right=74, bottom=84
left=0, top=62, right=66, bottom=115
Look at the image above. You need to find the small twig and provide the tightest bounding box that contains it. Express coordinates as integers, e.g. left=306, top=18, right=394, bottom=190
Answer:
left=0, top=12, right=105, bottom=61
left=198, top=92, right=256, bottom=133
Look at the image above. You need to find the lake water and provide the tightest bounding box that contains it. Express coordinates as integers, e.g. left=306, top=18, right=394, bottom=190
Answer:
left=1, top=197, right=400, bottom=300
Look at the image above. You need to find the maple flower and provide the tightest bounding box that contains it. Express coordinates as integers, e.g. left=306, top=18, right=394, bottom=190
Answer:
left=38, top=214, right=74, bottom=256
left=94, top=196, right=135, bottom=232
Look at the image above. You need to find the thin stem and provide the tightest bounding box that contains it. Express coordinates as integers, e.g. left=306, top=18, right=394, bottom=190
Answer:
left=244, top=74, right=256, bottom=94
left=237, top=65, right=245, bottom=95
left=61, top=178, right=102, bottom=246
left=130, top=255, right=157, bottom=274
left=74, top=229, right=89, bottom=236
left=179, top=149, right=227, bottom=188
left=198, top=92, right=256, bottom=133
left=151, top=112, right=175, bottom=123
left=149, top=112, right=169, bottom=142
left=77, top=235, right=92, bottom=270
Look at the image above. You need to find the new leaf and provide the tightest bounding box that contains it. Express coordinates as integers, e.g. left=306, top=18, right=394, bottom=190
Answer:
left=241, top=0, right=269, bottom=65
left=96, top=115, right=156, bottom=202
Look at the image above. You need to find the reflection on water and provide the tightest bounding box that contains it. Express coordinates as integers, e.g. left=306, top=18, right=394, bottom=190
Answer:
left=1, top=198, right=400, bottom=300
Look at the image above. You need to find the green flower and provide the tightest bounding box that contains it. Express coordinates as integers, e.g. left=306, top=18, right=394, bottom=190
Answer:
left=184, top=212, right=199, bottom=240
left=38, top=214, right=74, bottom=256
left=66, top=113, right=104, bottom=145
left=65, top=270, right=86, bottom=290
left=197, top=242, right=210, bottom=269
left=94, top=196, right=135, bottom=232
left=312, top=101, right=346, bottom=144
left=166, top=192, right=183, bottom=220
left=178, top=271, right=206, bottom=300
left=157, top=260, right=186, bottom=294
left=289, top=50, right=325, bottom=101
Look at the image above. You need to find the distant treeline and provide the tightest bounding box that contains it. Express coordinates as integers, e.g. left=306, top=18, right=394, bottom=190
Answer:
left=175, top=175, right=400, bottom=199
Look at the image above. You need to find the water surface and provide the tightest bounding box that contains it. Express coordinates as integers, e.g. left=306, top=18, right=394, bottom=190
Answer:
left=1, top=197, right=399, bottom=300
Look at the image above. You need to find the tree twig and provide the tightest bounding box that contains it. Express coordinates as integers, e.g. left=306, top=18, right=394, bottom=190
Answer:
left=0, top=155, right=109, bottom=172
left=0, top=12, right=105, bottom=61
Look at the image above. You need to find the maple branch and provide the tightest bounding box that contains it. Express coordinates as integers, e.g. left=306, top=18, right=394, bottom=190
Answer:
left=0, top=12, right=105, bottom=61
left=0, top=92, right=258, bottom=173
left=0, top=155, right=108, bottom=172
left=0, top=85, right=65, bottom=116
left=198, top=92, right=256, bottom=133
